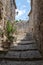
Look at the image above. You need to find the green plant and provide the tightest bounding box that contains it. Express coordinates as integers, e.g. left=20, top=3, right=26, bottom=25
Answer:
left=5, top=20, right=16, bottom=42
left=15, top=20, right=19, bottom=23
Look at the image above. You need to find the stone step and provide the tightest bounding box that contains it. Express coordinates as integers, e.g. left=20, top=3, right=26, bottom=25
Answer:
left=14, top=41, right=35, bottom=45
left=10, top=44, right=38, bottom=51
left=0, top=60, right=43, bottom=65
left=0, top=51, right=42, bottom=59
left=17, top=39, right=34, bottom=41
left=17, top=36, right=34, bottom=41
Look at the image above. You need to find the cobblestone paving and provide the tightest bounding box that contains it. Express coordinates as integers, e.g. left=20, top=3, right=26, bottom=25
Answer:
left=0, top=33, right=43, bottom=65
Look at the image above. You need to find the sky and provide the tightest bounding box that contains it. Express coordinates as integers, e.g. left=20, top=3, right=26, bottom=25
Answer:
left=15, top=0, right=31, bottom=20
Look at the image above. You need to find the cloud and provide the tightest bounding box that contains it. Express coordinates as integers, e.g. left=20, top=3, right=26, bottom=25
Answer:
left=27, top=0, right=30, bottom=3
left=23, top=5, right=26, bottom=8
left=16, top=9, right=26, bottom=17
left=15, top=9, right=26, bottom=20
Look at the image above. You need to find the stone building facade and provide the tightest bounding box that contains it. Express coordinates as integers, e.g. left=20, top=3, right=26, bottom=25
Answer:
left=29, top=0, right=43, bottom=55
left=15, top=21, right=29, bottom=34
left=28, top=10, right=34, bottom=34
left=0, top=0, right=16, bottom=30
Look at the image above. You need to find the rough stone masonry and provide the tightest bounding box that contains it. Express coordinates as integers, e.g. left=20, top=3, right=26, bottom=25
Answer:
left=29, top=0, right=43, bottom=55
left=0, top=0, right=16, bottom=30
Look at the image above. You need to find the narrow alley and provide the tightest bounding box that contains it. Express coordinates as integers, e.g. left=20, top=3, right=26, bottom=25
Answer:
left=0, top=33, right=43, bottom=65
left=0, top=0, right=43, bottom=65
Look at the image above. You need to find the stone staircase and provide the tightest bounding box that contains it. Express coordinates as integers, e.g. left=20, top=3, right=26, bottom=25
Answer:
left=0, top=33, right=43, bottom=65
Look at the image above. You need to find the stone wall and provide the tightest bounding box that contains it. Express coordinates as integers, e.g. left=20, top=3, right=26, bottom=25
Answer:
left=31, top=0, right=43, bottom=55
left=5, top=0, right=16, bottom=22
left=28, top=10, right=34, bottom=34
left=15, top=22, right=29, bottom=34
left=0, top=0, right=6, bottom=30
left=0, top=0, right=16, bottom=30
